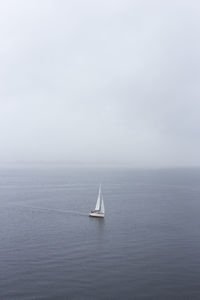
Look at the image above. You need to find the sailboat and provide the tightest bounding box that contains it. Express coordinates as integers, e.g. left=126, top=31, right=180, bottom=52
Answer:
left=89, top=184, right=105, bottom=218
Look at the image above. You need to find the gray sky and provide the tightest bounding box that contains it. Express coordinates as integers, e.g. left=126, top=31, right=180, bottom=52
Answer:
left=0, top=0, right=200, bottom=167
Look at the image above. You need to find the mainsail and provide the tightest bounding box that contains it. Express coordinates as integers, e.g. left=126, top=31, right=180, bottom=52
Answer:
left=89, top=184, right=105, bottom=218
left=100, top=197, right=105, bottom=214
left=95, top=184, right=101, bottom=211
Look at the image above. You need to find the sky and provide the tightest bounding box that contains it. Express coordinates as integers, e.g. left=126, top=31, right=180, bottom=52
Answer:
left=0, top=0, right=200, bottom=167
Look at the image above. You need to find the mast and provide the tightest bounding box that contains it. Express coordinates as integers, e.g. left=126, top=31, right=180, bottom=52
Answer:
left=99, top=184, right=102, bottom=211
left=99, top=184, right=105, bottom=214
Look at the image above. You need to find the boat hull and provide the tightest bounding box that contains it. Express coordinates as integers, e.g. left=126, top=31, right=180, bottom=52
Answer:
left=89, top=212, right=104, bottom=218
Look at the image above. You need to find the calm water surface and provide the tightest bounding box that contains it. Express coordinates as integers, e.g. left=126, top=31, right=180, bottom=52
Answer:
left=0, top=167, right=200, bottom=299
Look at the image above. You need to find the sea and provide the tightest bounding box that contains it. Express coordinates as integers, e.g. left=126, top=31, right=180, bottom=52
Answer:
left=0, top=166, right=200, bottom=300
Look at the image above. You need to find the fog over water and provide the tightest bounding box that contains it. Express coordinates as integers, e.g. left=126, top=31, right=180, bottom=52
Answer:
left=0, top=0, right=200, bottom=167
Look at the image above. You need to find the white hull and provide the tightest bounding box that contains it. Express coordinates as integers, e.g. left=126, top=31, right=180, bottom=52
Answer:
left=89, top=212, right=104, bottom=218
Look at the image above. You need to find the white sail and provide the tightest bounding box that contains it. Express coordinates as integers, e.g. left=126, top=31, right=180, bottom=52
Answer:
left=95, top=184, right=101, bottom=211
left=100, top=197, right=105, bottom=214
left=89, top=184, right=105, bottom=218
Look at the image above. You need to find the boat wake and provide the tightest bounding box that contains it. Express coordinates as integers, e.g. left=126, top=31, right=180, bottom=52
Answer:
left=16, top=205, right=88, bottom=217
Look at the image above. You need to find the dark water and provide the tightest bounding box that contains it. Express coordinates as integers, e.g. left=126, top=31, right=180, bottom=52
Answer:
left=1, top=167, right=200, bottom=300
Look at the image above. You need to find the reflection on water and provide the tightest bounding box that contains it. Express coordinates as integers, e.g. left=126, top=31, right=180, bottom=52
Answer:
left=89, top=216, right=105, bottom=241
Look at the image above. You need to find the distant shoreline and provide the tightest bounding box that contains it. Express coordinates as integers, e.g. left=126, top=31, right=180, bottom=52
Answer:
left=0, top=161, right=200, bottom=170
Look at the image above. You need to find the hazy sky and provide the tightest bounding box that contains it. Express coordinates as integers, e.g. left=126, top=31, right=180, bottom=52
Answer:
left=0, top=0, right=200, bottom=167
